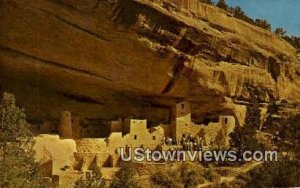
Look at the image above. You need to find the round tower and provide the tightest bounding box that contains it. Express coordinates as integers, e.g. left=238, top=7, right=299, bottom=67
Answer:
left=58, top=111, right=72, bottom=138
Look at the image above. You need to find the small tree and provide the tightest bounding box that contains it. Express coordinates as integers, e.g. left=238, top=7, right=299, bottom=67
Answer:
left=283, top=36, right=300, bottom=49
left=231, top=6, right=254, bottom=24
left=254, top=19, right=272, bottom=31
left=110, top=162, right=139, bottom=188
left=216, top=0, right=228, bottom=11
left=274, top=28, right=286, bottom=37
left=0, top=92, right=48, bottom=187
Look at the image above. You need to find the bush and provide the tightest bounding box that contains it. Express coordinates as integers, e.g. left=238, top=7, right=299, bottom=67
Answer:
left=151, top=169, right=182, bottom=188
left=283, top=36, right=300, bottom=49
left=180, top=162, right=205, bottom=187
left=230, top=6, right=254, bottom=24
left=151, top=163, right=206, bottom=188
left=203, top=165, right=220, bottom=182
left=75, top=168, right=104, bottom=188
left=274, top=28, right=286, bottom=37
left=254, top=19, right=271, bottom=31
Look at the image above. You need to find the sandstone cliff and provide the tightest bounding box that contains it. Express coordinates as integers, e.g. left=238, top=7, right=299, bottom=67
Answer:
left=1, top=0, right=299, bottom=126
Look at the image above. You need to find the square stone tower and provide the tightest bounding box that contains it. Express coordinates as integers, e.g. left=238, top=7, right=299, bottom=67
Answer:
left=172, top=101, right=192, bottom=139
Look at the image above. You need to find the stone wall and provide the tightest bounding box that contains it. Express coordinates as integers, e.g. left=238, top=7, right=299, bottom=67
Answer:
left=76, top=138, right=108, bottom=153
left=173, top=101, right=192, bottom=139
left=110, top=118, right=123, bottom=132
left=123, top=119, right=165, bottom=149
left=58, top=111, right=73, bottom=138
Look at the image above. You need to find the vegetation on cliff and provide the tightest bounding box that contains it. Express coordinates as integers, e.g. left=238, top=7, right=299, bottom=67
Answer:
left=200, top=0, right=300, bottom=49
left=151, top=163, right=220, bottom=188
left=245, top=159, right=300, bottom=187
left=74, top=168, right=104, bottom=188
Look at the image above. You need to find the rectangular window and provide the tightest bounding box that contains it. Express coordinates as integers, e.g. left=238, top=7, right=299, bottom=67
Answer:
left=134, top=135, right=137, bottom=140
left=153, top=136, right=156, bottom=140
left=224, top=118, right=228, bottom=124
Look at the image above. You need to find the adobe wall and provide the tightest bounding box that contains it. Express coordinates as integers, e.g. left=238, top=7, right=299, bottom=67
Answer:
left=173, top=101, right=193, bottom=139
left=107, top=132, right=125, bottom=155
left=123, top=119, right=164, bottom=149
left=147, top=126, right=165, bottom=148
left=34, top=134, right=76, bottom=175
left=74, top=119, right=166, bottom=170
left=175, top=101, right=191, bottom=120
left=199, top=115, right=235, bottom=147
left=75, top=138, right=111, bottom=170
left=159, top=124, right=172, bottom=137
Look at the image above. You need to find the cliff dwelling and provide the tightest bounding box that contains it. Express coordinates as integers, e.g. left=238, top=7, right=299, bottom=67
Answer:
left=1, top=0, right=299, bottom=187
left=32, top=101, right=236, bottom=186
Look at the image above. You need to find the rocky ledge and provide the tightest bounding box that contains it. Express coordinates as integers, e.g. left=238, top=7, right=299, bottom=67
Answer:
left=0, top=0, right=299, bottom=126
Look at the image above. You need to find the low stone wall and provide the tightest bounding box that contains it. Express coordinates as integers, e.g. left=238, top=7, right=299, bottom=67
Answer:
left=76, top=138, right=108, bottom=153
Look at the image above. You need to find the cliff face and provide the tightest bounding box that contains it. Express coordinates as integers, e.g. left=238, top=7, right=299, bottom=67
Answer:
left=0, top=0, right=299, bottom=125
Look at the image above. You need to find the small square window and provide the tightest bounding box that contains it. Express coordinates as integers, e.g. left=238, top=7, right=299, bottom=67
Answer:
left=153, top=136, right=156, bottom=140
left=134, top=135, right=137, bottom=140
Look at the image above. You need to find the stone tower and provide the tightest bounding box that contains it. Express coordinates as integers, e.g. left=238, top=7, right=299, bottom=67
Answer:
left=172, top=101, right=192, bottom=139
left=58, top=111, right=72, bottom=138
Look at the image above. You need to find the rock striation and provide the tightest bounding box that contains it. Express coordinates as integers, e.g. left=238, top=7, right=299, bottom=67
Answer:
left=1, top=0, right=299, bottom=126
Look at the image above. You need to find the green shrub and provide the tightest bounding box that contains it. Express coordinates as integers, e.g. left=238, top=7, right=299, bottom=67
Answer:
left=216, top=0, right=228, bottom=11
left=0, top=92, right=51, bottom=187
left=203, top=165, right=221, bottom=182
left=180, top=162, right=205, bottom=187
left=110, top=162, right=140, bottom=188
left=75, top=168, right=104, bottom=188
left=151, top=162, right=206, bottom=188
left=246, top=160, right=300, bottom=187
left=151, top=168, right=182, bottom=188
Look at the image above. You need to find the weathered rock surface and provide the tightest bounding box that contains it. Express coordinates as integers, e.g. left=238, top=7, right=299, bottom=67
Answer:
left=0, top=0, right=299, bottom=125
